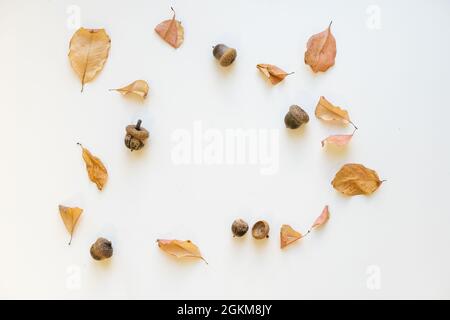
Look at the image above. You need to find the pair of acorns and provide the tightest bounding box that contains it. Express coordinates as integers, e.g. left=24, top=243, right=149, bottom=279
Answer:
left=231, top=219, right=270, bottom=239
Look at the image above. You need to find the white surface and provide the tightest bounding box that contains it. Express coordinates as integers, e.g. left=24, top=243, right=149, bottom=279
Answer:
left=1, top=0, right=450, bottom=299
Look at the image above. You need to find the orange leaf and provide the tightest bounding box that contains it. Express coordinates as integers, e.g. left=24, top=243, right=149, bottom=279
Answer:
left=280, top=225, right=302, bottom=249
left=157, top=239, right=207, bottom=264
left=315, top=96, right=356, bottom=128
left=256, top=64, right=293, bottom=85
left=155, top=7, right=184, bottom=49
left=304, top=21, right=336, bottom=73
left=110, top=80, right=149, bottom=99
left=59, top=205, right=83, bottom=245
left=312, top=205, right=330, bottom=229
left=78, top=143, right=108, bottom=191
left=332, top=163, right=383, bottom=196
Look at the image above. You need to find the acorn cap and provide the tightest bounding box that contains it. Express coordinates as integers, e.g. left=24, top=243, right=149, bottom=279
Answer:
left=252, top=220, right=270, bottom=239
left=126, top=125, right=149, bottom=140
left=219, top=48, right=237, bottom=67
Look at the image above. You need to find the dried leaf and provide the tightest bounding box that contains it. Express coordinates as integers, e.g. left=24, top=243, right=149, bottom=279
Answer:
left=68, top=28, right=111, bottom=92
left=256, top=64, right=293, bottom=85
left=304, top=21, right=336, bottom=72
left=280, top=225, right=302, bottom=249
left=59, top=205, right=83, bottom=245
left=321, top=129, right=356, bottom=147
left=110, top=80, right=149, bottom=99
left=332, top=163, right=383, bottom=196
left=78, top=143, right=108, bottom=191
left=155, top=7, right=184, bottom=49
left=315, top=96, right=356, bottom=128
left=312, top=205, right=330, bottom=228
left=157, top=239, right=207, bottom=264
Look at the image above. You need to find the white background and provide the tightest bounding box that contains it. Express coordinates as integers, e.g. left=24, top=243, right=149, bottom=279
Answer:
left=1, top=0, right=450, bottom=299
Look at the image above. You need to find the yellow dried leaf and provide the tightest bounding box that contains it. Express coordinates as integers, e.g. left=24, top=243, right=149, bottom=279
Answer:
left=157, top=239, right=207, bottom=264
left=68, top=28, right=111, bottom=92
left=111, top=80, right=149, bottom=99
left=155, top=8, right=184, bottom=49
left=59, top=205, right=83, bottom=245
left=332, top=163, right=383, bottom=196
left=312, top=205, right=330, bottom=228
left=315, top=96, right=356, bottom=128
left=280, top=225, right=302, bottom=249
left=78, top=143, right=108, bottom=191
left=256, top=64, right=293, bottom=85
left=304, top=21, right=336, bottom=73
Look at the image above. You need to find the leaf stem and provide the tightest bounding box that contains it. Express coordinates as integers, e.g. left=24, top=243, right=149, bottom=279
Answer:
left=136, top=119, right=142, bottom=130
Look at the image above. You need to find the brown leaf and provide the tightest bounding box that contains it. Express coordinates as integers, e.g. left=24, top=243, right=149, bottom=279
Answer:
left=110, top=80, right=149, bottom=99
left=332, top=163, right=383, bottom=196
left=59, top=205, right=83, bottom=245
left=304, top=21, right=336, bottom=73
left=256, top=64, right=293, bottom=85
left=157, top=239, right=207, bottom=264
left=78, top=143, right=108, bottom=191
left=321, top=129, right=356, bottom=147
left=155, top=7, right=184, bottom=49
left=68, top=28, right=111, bottom=92
left=312, top=205, right=330, bottom=228
left=280, top=225, right=302, bottom=249
left=315, top=96, right=356, bottom=128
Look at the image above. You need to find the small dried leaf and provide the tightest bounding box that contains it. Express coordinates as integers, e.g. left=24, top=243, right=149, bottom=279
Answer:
left=59, top=205, right=83, bottom=245
left=304, top=22, right=336, bottom=72
left=315, top=96, right=356, bottom=128
left=155, top=8, right=184, bottom=49
left=332, top=163, right=383, bottom=196
left=111, top=80, right=149, bottom=99
left=157, top=239, right=207, bottom=263
left=312, top=205, right=330, bottom=228
left=280, top=225, right=302, bottom=249
left=68, top=28, right=111, bottom=92
left=256, top=64, right=293, bottom=85
left=321, top=129, right=356, bottom=147
left=78, top=144, right=108, bottom=190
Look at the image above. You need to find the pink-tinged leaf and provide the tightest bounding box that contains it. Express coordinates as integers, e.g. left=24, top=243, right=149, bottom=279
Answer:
left=312, top=205, right=330, bottom=228
left=321, top=130, right=355, bottom=147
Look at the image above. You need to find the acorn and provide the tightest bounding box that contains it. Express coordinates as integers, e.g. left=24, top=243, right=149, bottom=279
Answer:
left=252, top=220, right=270, bottom=239
left=213, top=44, right=237, bottom=67
left=231, top=218, right=249, bottom=237
left=284, top=105, right=309, bottom=129
left=90, top=237, right=113, bottom=261
left=125, top=119, right=149, bottom=151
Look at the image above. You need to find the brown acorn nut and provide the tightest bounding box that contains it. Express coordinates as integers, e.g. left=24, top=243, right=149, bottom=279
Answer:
left=213, top=44, right=237, bottom=67
left=252, top=220, right=270, bottom=239
left=284, top=105, right=309, bottom=129
left=231, top=218, right=249, bottom=237
left=90, top=237, right=113, bottom=261
left=125, top=119, right=149, bottom=151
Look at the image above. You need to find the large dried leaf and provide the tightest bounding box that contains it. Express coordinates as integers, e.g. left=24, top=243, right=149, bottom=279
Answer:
left=256, top=64, right=293, bottom=85
left=68, top=28, right=111, bottom=92
left=155, top=8, right=184, bottom=49
left=332, top=164, right=383, bottom=196
left=280, top=225, right=302, bottom=249
left=157, top=239, right=207, bottom=264
left=312, top=205, right=330, bottom=228
left=59, top=205, right=83, bottom=245
left=304, top=22, right=336, bottom=72
left=315, top=96, right=356, bottom=128
left=78, top=143, right=108, bottom=190
left=321, top=129, right=356, bottom=147
left=110, top=80, right=149, bottom=99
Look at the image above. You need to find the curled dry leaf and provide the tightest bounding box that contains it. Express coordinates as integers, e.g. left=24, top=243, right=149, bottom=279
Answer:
left=59, top=205, right=83, bottom=245
left=315, top=96, right=356, bottom=128
left=157, top=239, right=207, bottom=264
left=311, top=205, right=330, bottom=229
left=280, top=225, right=302, bottom=249
left=304, top=21, right=336, bottom=73
left=155, top=7, right=184, bottom=49
left=332, top=163, right=383, bottom=196
left=110, top=80, right=149, bottom=99
left=68, top=28, right=111, bottom=92
left=256, top=64, right=293, bottom=85
left=321, top=128, right=357, bottom=147
left=78, top=143, right=108, bottom=191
